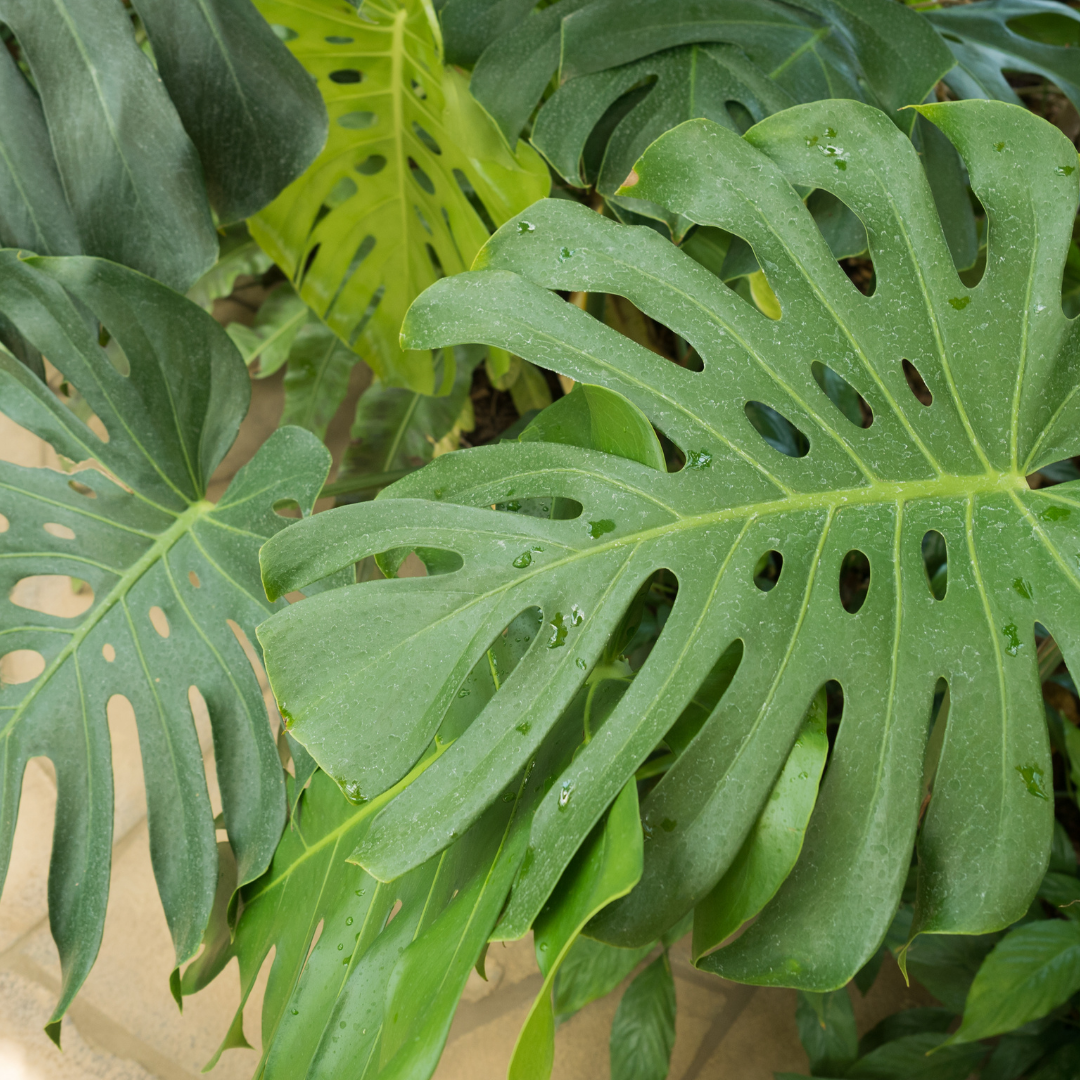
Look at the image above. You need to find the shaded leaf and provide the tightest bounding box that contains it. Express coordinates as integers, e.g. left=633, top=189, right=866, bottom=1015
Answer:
left=553, top=936, right=654, bottom=1022
left=0, top=253, right=331, bottom=1030
left=609, top=952, right=676, bottom=1080
left=795, top=988, right=857, bottom=1077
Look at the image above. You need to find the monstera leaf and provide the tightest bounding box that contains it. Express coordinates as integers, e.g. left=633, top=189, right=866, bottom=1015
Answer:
left=926, top=0, right=1080, bottom=113
left=248, top=0, right=550, bottom=392
left=0, top=254, right=332, bottom=1034
left=0, top=0, right=325, bottom=291
left=258, top=98, right=1080, bottom=994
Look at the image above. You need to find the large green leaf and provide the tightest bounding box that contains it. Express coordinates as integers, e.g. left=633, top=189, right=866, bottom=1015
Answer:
left=0, top=254, right=332, bottom=1034
left=248, top=0, right=550, bottom=392
left=131, top=0, right=329, bottom=224
left=257, top=98, right=1080, bottom=992
left=0, top=0, right=217, bottom=290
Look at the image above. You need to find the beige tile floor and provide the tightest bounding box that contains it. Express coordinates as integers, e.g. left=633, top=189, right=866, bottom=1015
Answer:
left=0, top=376, right=932, bottom=1079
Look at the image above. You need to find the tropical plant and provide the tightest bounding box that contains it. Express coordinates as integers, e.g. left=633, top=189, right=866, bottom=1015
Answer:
left=3, top=2, right=1080, bottom=1079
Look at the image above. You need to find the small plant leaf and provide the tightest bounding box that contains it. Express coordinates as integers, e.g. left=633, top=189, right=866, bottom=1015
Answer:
left=609, top=951, right=677, bottom=1080
left=795, top=987, right=857, bottom=1077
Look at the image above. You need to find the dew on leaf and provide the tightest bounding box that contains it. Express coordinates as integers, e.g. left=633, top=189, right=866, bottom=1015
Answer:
left=948, top=296, right=970, bottom=310
left=588, top=520, right=615, bottom=539
left=559, top=247, right=574, bottom=260
left=1002, top=622, right=1022, bottom=656
left=994, top=141, right=1006, bottom=152
left=660, top=818, right=677, bottom=833
left=516, top=721, right=531, bottom=735
left=685, top=449, right=712, bottom=469
left=548, top=612, right=568, bottom=648
left=1015, top=762, right=1048, bottom=799
left=512, top=551, right=533, bottom=569
left=1057, top=165, right=1076, bottom=176
left=576, top=657, right=587, bottom=669
left=826, top=127, right=837, bottom=137
left=1042, top=505, right=1071, bottom=522
left=570, top=606, right=584, bottom=626
left=346, top=916, right=353, bottom=926
left=836, top=160, right=847, bottom=171
left=517, top=221, right=535, bottom=233
left=558, top=780, right=574, bottom=808
left=337, top=943, right=343, bottom=950
left=805, top=134, right=819, bottom=146
left=1012, top=577, right=1033, bottom=599
left=343, top=780, right=366, bottom=803
left=458, top=688, right=471, bottom=697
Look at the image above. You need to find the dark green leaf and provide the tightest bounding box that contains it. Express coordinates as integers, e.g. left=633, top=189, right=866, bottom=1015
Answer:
left=857, top=1008, right=954, bottom=1058
left=609, top=952, right=676, bottom=1080
left=848, top=1032, right=986, bottom=1080
left=553, top=936, right=654, bottom=1021
left=0, top=253, right=331, bottom=1030
left=132, top=0, right=328, bottom=223
left=795, top=988, right=857, bottom=1077
left=0, top=0, right=218, bottom=290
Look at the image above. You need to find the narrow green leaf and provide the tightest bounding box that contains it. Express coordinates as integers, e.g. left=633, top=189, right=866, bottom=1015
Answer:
left=508, top=779, right=643, bottom=1080
left=795, top=988, right=857, bottom=1077
left=694, top=688, right=827, bottom=960
left=609, top=952, right=676, bottom=1080
left=226, top=286, right=310, bottom=376
left=950, top=920, right=1080, bottom=1044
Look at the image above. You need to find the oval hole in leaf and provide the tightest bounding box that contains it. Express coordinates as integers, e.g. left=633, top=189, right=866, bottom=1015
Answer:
left=326, top=175, right=357, bottom=208
left=102, top=643, right=116, bottom=662
left=271, top=24, right=297, bottom=41
left=188, top=570, right=201, bottom=589
left=329, top=69, right=363, bottom=84
left=325, top=34, right=354, bottom=44
left=753, top=550, right=784, bottom=592
left=437, top=607, right=543, bottom=744
left=493, top=497, right=583, bottom=520
left=902, top=359, right=933, bottom=406
left=725, top=100, right=755, bottom=135
left=0, top=649, right=45, bottom=684
left=356, top=154, right=387, bottom=175
left=408, top=158, right=435, bottom=195
left=0, top=512, right=8, bottom=532
left=426, top=243, right=445, bottom=278
left=43, top=522, right=75, bottom=540
left=839, top=550, right=870, bottom=614
left=412, top=122, right=442, bottom=155
left=1028, top=456, right=1080, bottom=488
left=744, top=401, right=810, bottom=458
left=840, top=255, right=875, bottom=297
left=662, top=638, right=744, bottom=760
left=99, top=327, right=130, bottom=376
left=811, top=362, right=873, bottom=428
left=922, top=530, right=948, bottom=601
left=338, top=110, right=377, bottom=129
left=411, top=78, right=426, bottom=100
left=453, top=169, right=497, bottom=234
left=273, top=498, right=302, bottom=518
left=149, top=606, right=170, bottom=638
left=10, top=575, right=94, bottom=617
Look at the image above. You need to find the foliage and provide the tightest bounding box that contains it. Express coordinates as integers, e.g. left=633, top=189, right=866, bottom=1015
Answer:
left=260, top=101, right=1080, bottom=1027
left=0, top=255, right=334, bottom=1037
left=0, top=0, right=326, bottom=290
left=247, top=0, right=550, bottom=391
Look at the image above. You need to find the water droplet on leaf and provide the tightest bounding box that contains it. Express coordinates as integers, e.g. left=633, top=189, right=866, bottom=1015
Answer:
left=1002, top=622, right=1021, bottom=656
left=1016, top=763, right=1048, bottom=799
left=686, top=449, right=712, bottom=469
left=948, top=296, right=970, bottom=310
left=518, top=221, right=535, bottom=233
left=558, top=780, right=574, bottom=808
left=513, top=551, right=532, bottom=568
left=588, top=519, right=615, bottom=539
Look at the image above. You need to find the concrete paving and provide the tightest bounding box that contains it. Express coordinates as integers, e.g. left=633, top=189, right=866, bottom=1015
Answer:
left=0, top=377, right=932, bottom=1079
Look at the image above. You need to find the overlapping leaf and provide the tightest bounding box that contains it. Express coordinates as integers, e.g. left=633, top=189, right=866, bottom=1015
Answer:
left=0, top=0, right=326, bottom=290
left=248, top=0, right=550, bottom=392
left=258, top=98, right=1080, bottom=993
left=0, top=254, right=332, bottom=1034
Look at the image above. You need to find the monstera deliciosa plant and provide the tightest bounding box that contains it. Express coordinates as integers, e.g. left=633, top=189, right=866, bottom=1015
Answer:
left=3, top=1, right=1080, bottom=1079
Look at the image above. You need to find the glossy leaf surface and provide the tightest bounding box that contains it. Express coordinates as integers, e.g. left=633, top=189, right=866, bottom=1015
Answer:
left=258, top=99, right=1080, bottom=990
left=249, top=0, right=549, bottom=391
left=0, top=255, right=331, bottom=1031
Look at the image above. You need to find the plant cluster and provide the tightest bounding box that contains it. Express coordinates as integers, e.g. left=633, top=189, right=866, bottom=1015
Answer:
left=1, top=1, right=1080, bottom=1079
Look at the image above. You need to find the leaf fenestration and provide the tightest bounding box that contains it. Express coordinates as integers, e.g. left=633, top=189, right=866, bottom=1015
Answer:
left=258, top=99, right=1080, bottom=990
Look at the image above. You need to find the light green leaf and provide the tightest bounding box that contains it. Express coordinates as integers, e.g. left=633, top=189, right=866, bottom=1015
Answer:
left=186, top=226, right=274, bottom=312
left=131, top=0, right=328, bottom=224
left=609, top=951, right=676, bottom=1080
left=949, top=920, right=1080, bottom=1045
left=795, top=988, right=857, bottom=1077
left=258, top=98, right=1079, bottom=991
left=694, top=688, right=827, bottom=960
left=520, top=383, right=666, bottom=473
left=0, top=0, right=218, bottom=290
left=227, top=286, right=310, bottom=377
left=0, top=253, right=331, bottom=1033
left=248, top=0, right=550, bottom=391
left=508, top=779, right=643, bottom=1080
